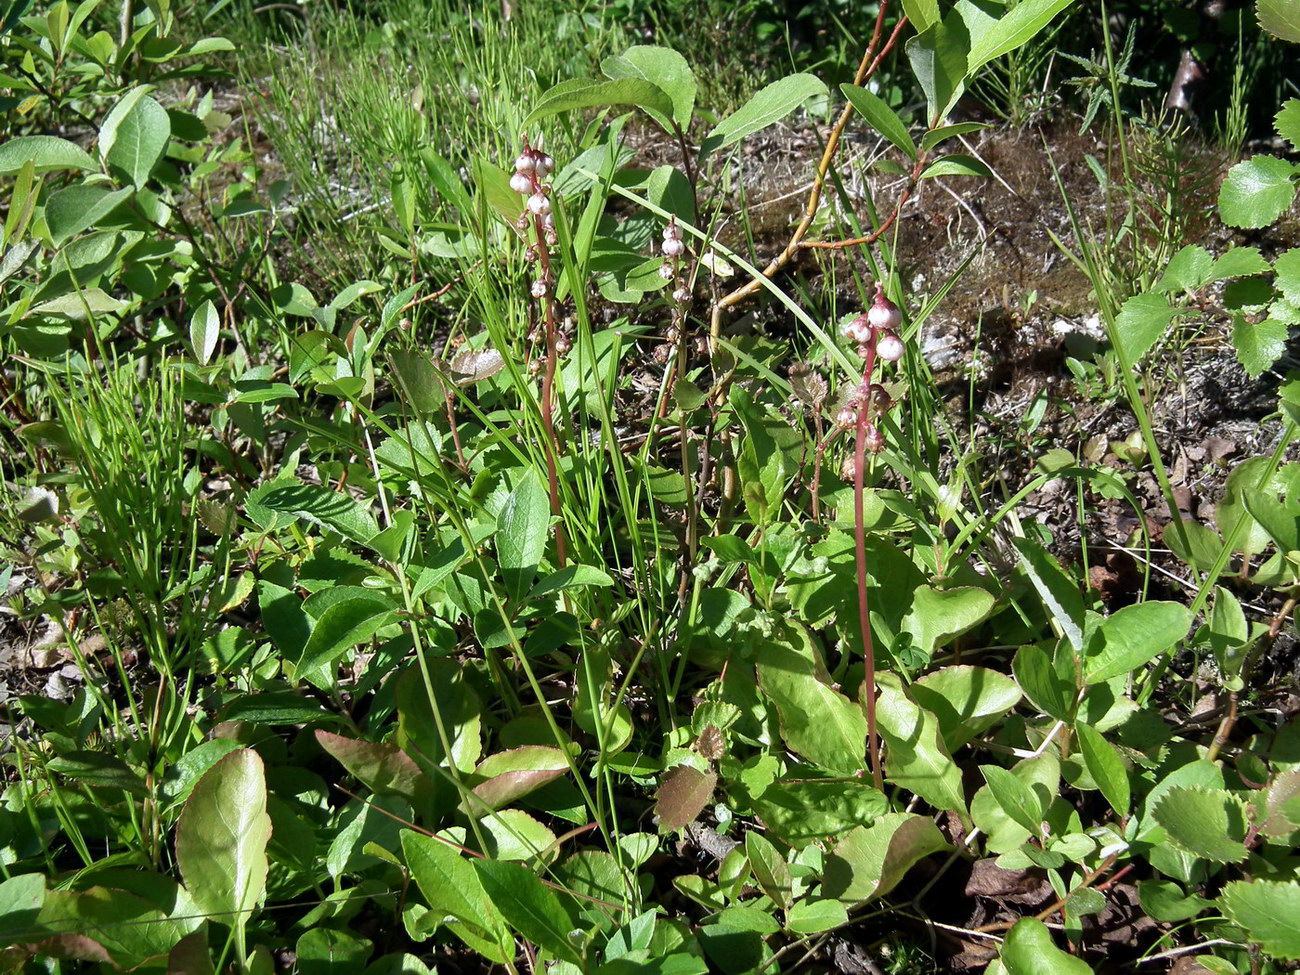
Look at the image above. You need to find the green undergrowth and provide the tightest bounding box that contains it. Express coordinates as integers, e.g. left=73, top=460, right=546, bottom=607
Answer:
left=1, top=0, right=1300, bottom=973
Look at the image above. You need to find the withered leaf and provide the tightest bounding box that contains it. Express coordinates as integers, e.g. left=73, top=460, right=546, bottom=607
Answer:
left=656, top=765, right=717, bottom=832
left=789, top=362, right=828, bottom=409
left=693, top=725, right=725, bottom=760
left=450, top=346, right=505, bottom=385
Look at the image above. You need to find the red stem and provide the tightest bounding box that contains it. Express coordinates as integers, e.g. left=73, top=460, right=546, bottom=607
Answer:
left=855, top=344, right=882, bottom=789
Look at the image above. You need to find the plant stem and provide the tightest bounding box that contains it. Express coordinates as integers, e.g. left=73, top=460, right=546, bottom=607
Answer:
left=855, top=345, right=882, bottom=789
left=532, top=210, right=568, bottom=569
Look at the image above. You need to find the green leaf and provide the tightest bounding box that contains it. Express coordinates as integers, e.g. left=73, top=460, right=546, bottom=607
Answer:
left=1242, top=462, right=1300, bottom=553
left=823, top=813, right=949, bottom=905
left=1231, top=315, right=1287, bottom=378
left=899, top=0, right=940, bottom=31
left=524, top=78, right=673, bottom=128
left=296, top=593, right=397, bottom=680
left=45, top=185, right=131, bottom=245
left=1156, top=244, right=1213, bottom=292
left=920, top=121, right=990, bottom=151
left=396, top=662, right=483, bottom=776
left=472, top=859, right=581, bottom=964
left=907, top=15, right=970, bottom=123
left=601, top=45, right=696, bottom=129
left=1084, top=600, right=1190, bottom=683
left=966, top=0, right=1075, bottom=73
left=296, top=929, right=371, bottom=974
left=190, top=299, right=220, bottom=365
left=756, top=625, right=867, bottom=775
left=912, top=666, right=1022, bottom=751
left=1213, top=245, right=1272, bottom=280
left=1138, top=879, right=1208, bottom=922
left=749, top=779, right=889, bottom=847
left=1221, top=881, right=1300, bottom=959
left=528, top=564, right=614, bottom=598
left=1075, top=722, right=1129, bottom=817
left=101, top=90, right=171, bottom=188
left=47, top=751, right=148, bottom=796
left=1257, top=0, right=1300, bottom=42
left=1275, top=248, right=1300, bottom=305
left=1277, top=98, right=1300, bottom=152
left=1012, top=645, right=1075, bottom=721
left=875, top=673, right=967, bottom=812
left=702, top=74, right=828, bottom=155
left=0, top=874, right=44, bottom=942
left=1153, top=786, right=1249, bottom=863
left=400, top=831, right=513, bottom=963
left=981, top=765, right=1044, bottom=835
left=497, top=469, right=551, bottom=604
left=175, top=750, right=270, bottom=959
left=0, top=135, right=96, bottom=174
left=920, top=154, right=992, bottom=178
left=251, top=480, right=379, bottom=544
left=841, top=84, right=916, bottom=159
left=1218, top=155, right=1298, bottom=229
left=971, top=754, right=1059, bottom=853
left=1114, top=291, right=1180, bottom=365
left=1011, top=536, right=1084, bottom=652
left=785, top=898, right=849, bottom=934
left=899, top=586, right=996, bottom=663
left=745, top=831, right=793, bottom=910
left=1000, top=918, right=1094, bottom=975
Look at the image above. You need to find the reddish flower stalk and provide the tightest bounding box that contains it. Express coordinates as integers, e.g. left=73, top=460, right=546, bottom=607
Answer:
left=513, top=140, right=568, bottom=568
left=842, top=284, right=904, bottom=791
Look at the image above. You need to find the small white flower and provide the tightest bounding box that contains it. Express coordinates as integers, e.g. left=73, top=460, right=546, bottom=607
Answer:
left=876, top=332, right=904, bottom=362
left=661, top=237, right=685, bottom=258
left=509, top=172, right=533, bottom=194
left=527, top=193, right=550, bottom=215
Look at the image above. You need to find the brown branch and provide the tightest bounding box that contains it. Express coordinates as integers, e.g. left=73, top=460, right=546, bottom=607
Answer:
left=714, top=8, right=909, bottom=314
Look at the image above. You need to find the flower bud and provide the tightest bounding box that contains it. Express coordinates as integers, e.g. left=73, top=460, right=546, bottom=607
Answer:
left=842, top=318, right=872, bottom=345
left=867, top=287, right=903, bottom=331
left=661, top=237, right=685, bottom=258
left=864, top=423, right=885, bottom=453
left=536, top=154, right=555, bottom=178
left=515, top=152, right=536, bottom=174
left=527, top=192, right=550, bottom=215
left=509, top=172, right=533, bottom=194
left=528, top=358, right=543, bottom=376
left=555, top=334, right=571, bottom=355
left=876, top=332, right=904, bottom=362
left=836, top=405, right=858, bottom=427
left=663, top=222, right=681, bottom=241
left=531, top=278, right=548, bottom=298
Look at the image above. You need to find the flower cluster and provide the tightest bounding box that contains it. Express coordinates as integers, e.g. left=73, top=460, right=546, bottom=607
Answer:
left=510, top=142, right=556, bottom=245
left=837, top=285, right=905, bottom=461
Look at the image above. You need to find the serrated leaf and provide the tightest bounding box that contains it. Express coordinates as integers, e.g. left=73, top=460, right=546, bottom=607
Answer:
left=1153, top=786, right=1249, bottom=862
left=1277, top=98, right=1300, bottom=152
left=1213, top=245, right=1272, bottom=280
left=702, top=74, right=828, bottom=155
left=1275, top=248, right=1300, bottom=305
left=1232, top=315, right=1287, bottom=378
left=841, top=84, right=916, bottom=159
left=1260, top=768, right=1300, bottom=839
left=1156, top=244, right=1213, bottom=292
left=1221, top=880, right=1300, bottom=959
left=1257, top=0, right=1300, bottom=42
left=175, top=750, right=270, bottom=958
left=1114, top=291, right=1181, bottom=365
left=1218, top=155, right=1298, bottom=229
left=252, top=480, right=379, bottom=544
